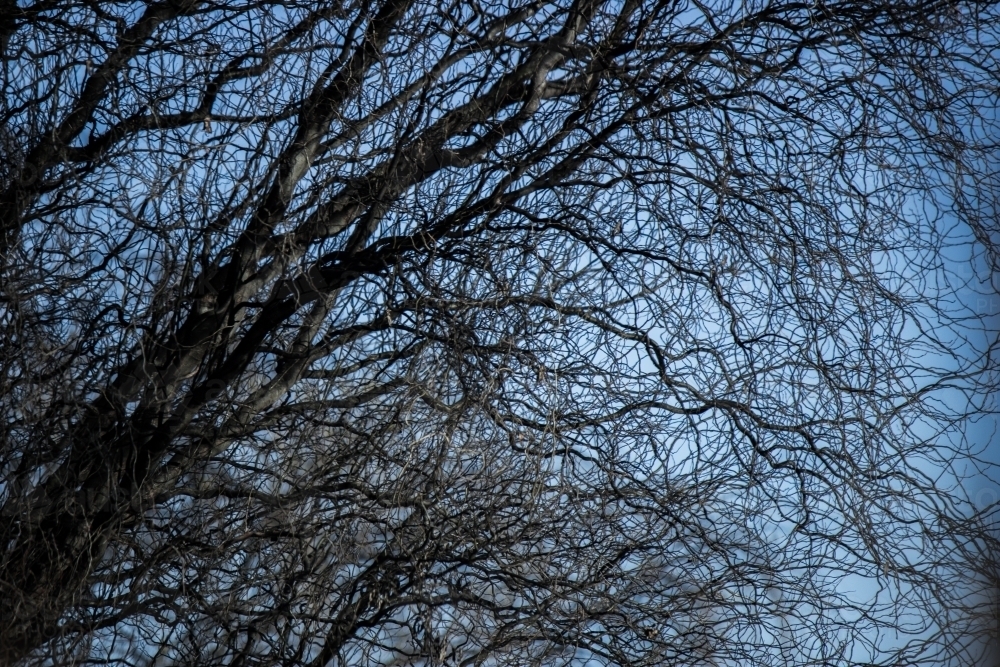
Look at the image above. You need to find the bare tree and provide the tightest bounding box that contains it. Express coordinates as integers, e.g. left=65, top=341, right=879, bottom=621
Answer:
left=1, top=0, right=998, bottom=665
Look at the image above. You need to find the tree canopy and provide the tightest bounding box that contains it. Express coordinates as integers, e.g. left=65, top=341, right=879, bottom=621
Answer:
left=1, top=0, right=999, bottom=665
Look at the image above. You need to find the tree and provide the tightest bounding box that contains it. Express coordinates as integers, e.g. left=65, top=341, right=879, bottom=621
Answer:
left=1, top=0, right=998, bottom=664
